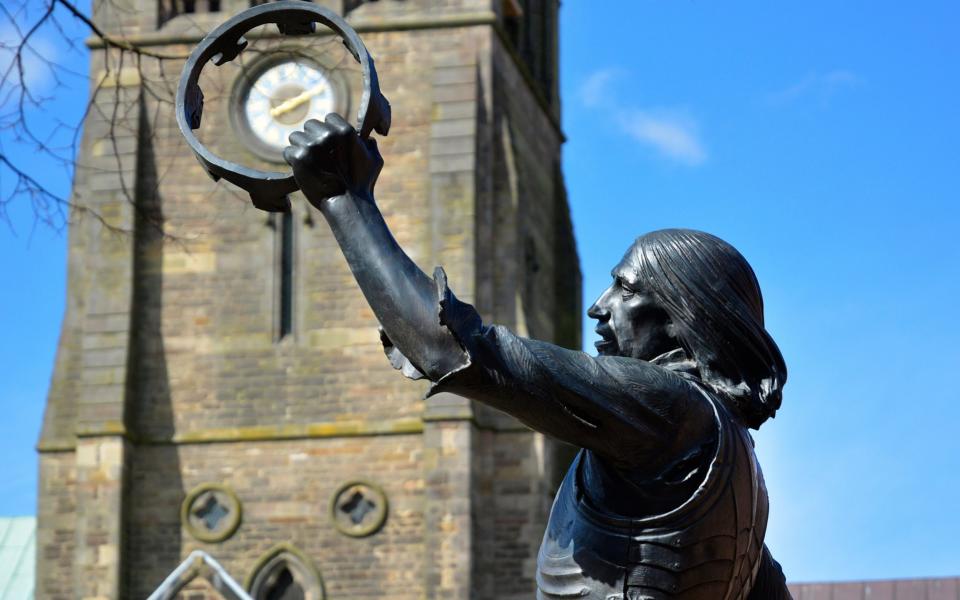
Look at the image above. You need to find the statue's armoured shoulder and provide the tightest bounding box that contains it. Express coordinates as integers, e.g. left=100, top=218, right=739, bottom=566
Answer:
left=537, top=391, right=770, bottom=600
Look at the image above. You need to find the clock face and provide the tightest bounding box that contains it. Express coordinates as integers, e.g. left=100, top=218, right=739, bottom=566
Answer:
left=237, top=59, right=339, bottom=159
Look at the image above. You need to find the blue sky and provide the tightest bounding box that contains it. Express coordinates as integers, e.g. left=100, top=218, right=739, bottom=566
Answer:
left=561, top=0, right=960, bottom=583
left=0, top=0, right=88, bottom=519
left=1, top=0, right=958, bottom=585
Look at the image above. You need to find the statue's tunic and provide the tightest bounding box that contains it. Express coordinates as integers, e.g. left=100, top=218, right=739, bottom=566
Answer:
left=537, top=390, right=768, bottom=600
left=382, top=269, right=785, bottom=600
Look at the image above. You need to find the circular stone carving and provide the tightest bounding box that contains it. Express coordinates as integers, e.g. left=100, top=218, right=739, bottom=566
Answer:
left=329, top=481, right=388, bottom=537
left=181, top=483, right=242, bottom=543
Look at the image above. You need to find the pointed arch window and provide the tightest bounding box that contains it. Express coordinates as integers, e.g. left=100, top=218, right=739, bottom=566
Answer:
left=259, top=566, right=303, bottom=600
left=247, top=544, right=324, bottom=600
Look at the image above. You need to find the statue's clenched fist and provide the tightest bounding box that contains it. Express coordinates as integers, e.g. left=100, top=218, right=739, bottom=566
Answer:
left=283, top=113, right=383, bottom=207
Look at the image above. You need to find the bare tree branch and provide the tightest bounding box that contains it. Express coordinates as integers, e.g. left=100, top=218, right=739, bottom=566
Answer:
left=0, top=153, right=124, bottom=233
left=0, top=0, right=189, bottom=234
left=53, top=0, right=189, bottom=61
left=0, top=0, right=363, bottom=236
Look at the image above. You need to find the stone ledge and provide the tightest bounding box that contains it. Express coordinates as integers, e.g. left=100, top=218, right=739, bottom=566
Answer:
left=37, top=414, right=532, bottom=452
left=165, top=418, right=425, bottom=445
left=76, top=420, right=128, bottom=438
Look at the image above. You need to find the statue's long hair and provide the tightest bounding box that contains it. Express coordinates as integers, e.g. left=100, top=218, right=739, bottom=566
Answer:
left=626, top=229, right=787, bottom=428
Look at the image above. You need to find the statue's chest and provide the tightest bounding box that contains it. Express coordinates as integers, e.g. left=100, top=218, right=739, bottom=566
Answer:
left=537, top=429, right=768, bottom=600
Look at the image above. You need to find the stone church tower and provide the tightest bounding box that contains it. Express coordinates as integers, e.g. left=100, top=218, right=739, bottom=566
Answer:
left=36, top=0, right=579, bottom=598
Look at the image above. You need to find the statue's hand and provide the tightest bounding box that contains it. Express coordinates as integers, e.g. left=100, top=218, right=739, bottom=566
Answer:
left=283, top=113, right=383, bottom=207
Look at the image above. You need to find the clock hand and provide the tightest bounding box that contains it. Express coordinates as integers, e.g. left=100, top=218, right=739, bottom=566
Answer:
left=269, top=82, right=327, bottom=119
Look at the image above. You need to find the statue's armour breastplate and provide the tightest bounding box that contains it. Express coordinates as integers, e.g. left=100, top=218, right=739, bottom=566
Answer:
left=536, top=392, right=769, bottom=600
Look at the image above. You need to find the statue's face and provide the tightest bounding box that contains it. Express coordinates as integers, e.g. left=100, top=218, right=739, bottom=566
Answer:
left=588, top=258, right=676, bottom=360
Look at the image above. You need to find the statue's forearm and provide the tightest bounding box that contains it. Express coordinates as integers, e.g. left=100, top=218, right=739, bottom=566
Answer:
left=283, top=114, right=467, bottom=377
left=317, top=192, right=467, bottom=379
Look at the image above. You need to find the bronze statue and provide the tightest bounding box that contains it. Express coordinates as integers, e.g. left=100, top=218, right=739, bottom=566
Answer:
left=283, top=115, right=792, bottom=599
left=173, top=4, right=791, bottom=597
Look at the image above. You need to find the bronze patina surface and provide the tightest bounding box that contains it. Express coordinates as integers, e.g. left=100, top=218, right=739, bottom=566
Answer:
left=280, top=112, right=793, bottom=599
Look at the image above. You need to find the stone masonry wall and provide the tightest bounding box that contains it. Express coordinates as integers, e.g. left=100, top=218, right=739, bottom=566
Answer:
left=120, top=28, right=480, bottom=441
left=121, top=22, right=487, bottom=598
left=38, top=2, right=577, bottom=598
left=469, top=27, right=575, bottom=600
left=126, top=435, right=425, bottom=598
left=35, top=453, right=76, bottom=599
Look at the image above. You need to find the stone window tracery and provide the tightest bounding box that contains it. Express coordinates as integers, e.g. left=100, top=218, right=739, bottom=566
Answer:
left=181, top=483, right=243, bottom=543
left=247, top=545, right=324, bottom=600
left=329, top=481, right=388, bottom=537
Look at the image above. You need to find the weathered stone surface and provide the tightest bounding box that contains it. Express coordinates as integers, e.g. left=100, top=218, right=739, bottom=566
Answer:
left=38, top=2, right=574, bottom=598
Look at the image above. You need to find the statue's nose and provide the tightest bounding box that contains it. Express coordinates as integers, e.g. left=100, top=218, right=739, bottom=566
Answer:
left=588, top=284, right=615, bottom=321
left=587, top=299, right=608, bottom=321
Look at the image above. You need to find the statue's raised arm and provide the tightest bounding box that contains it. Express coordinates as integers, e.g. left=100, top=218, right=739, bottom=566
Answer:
left=285, top=114, right=794, bottom=600
left=284, top=114, right=468, bottom=380
left=284, top=114, right=709, bottom=475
